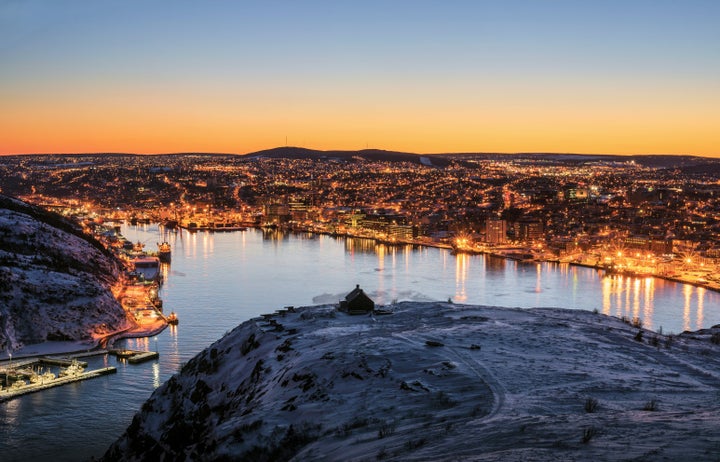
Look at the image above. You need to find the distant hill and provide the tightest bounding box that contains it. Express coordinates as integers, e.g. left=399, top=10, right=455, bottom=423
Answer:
left=244, top=146, right=452, bottom=167
left=0, top=195, right=127, bottom=353
left=6, top=149, right=718, bottom=171
left=435, top=152, right=719, bottom=167
left=243, top=147, right=720, bottom=170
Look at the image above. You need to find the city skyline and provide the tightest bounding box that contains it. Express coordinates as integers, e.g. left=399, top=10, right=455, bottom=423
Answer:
left=1, top=1, right=719, bottom=156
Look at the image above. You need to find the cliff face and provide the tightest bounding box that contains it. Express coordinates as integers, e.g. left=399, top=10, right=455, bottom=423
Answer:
left=103, top=302, right=720, bottom=462
left=0, top=195, right=127, bottom=352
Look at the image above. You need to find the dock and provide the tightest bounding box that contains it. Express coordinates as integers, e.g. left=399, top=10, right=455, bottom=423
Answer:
left=0, top=367, right=117, bottom=403
left=127, top=351, right=159, bottom=364
left=0, top=346, right=158, bottom=403
left=37, top=357, right=89, bottom=367
left=108, top=349, right=159, bottom=364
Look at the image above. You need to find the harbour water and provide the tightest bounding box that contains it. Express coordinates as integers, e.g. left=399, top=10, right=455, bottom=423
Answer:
left=1, top=225, right=719, bottom=461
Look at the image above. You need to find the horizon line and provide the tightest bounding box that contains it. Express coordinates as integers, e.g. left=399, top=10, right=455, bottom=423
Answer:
left=0, top=146, right=707, bottom=159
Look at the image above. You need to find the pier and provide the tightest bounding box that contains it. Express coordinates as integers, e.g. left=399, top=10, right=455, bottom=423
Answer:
left=0, top=347, right=161, bottom=403
left=0, top=365, right=117, bottom=403
left=128, top=351, right=159, bottom=364
left=36, top=357, right=89, bottom=367
left=108, top=349, right=159, bottom=363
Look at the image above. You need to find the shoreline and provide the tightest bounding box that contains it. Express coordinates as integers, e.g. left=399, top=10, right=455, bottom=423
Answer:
left=273, top=225, right=720, bottom=294
left=0, top=322, right=168, bottom=362
left=4, top=223, right=714, bottom=361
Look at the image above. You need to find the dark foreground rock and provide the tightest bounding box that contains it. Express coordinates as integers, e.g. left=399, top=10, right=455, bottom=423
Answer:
left=103, top=302, right=720, bottom=461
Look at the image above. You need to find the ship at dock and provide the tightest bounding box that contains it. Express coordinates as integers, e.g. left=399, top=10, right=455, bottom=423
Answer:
left=157, top=242, right=171, bottom=263
left=129, top=255, right=162, bottom=284
left=179, top=216, right=247, bottom=232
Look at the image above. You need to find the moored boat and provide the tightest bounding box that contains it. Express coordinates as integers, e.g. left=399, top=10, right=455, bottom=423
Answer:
left=59, top=359, right=84, bottom=378
left=167, top=311, right=179, bottom=325
left=131, top=255, right=162, bottom=283
left=10, top=379, right=26, bottom=390
left=157, top=242, right=171, bottom=263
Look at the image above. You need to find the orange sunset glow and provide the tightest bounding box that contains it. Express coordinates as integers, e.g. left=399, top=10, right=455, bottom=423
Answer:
left=1, top=2, right=718, bottom=156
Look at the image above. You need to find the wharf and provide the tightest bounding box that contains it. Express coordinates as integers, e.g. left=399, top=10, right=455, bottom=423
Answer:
left=0, top=357, right=87, bottom=376
left=0, top=367, right=117, bottom=403
left=109, top=349, right=159, bottom=364
left=38, top=357, right=89, bottom=367
left=128, top=351, right=159, bottom=364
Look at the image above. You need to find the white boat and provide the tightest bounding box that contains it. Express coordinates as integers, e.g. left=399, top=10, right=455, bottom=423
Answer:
left=10, top=379, right=26, bottom=390
left=59, top=359, right=84, bottom=378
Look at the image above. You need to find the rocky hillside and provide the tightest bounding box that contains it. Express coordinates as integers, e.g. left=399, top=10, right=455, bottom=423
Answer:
left=103, top=302, right=720, bottom=461
left=0, top=194, right=128, bottom=352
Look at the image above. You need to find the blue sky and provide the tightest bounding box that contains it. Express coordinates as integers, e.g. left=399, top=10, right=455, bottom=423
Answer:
left=1, top=1, right=718, bottom=155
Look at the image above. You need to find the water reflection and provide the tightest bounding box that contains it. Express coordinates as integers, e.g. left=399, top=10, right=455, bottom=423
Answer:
left=345, top=237, right=386, bottom=254
left=2, top=396, right=20, bottom=425
left=135, top=224, right=720, bottom=335
left=602, top=276, right=612, bottom=315
left=485, top=255, right=505, bottom=273
left=455, top=252, right=468, bottom=303
left=261, top=228, right=288, bottom=241
left=679, top=285, right=707, bottom=332
left=377, top=244, right=385, bottom=296
left=600, top=275, right=658, bottom=326
left=166, top=324, right=181, bottom=373
left=644, top=277, right=654, bottom=328
left=160, top=262, right=170, bottom=282
left=684, top=284, right=693, bottom=332
left=202, top=231, right=212, bottom=258
left=697, top=287, right=705, bottom=331
left=152, top=362, right=160, bottom=389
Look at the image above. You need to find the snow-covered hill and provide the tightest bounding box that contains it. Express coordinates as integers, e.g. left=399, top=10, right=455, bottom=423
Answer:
left=0, top=195, right=127, bottom=353
left=103, top=302, right=720, bottom=461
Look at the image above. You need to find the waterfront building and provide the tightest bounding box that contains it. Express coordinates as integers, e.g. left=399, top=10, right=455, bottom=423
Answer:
left=514, top=219, right=544, bottom=242
left=264, top=203, right=291, bottom=224
left=486, top=218, right=508, bottom=244
left=387, top=224, right=416, bottom=241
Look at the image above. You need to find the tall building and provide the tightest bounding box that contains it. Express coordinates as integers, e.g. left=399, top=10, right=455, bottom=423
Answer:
left=486, top=218, right=507, bottom=244
left=514, top=219, right=544, bottom=242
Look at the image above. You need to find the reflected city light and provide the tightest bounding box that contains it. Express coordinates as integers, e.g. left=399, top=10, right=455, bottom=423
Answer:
left=683, top=284, right=693, bottom=332
left=160, top=262, right=170, bottom=282
left=202, top=232, right=210, bottom=259
left=624, top=277, right=632, bottom=318
left=454, top=253, right=468, bottom=303
left=697, top=287, right=705, bottom=330
left=152, top=362, right=160, bottom=389
left=377, top=244, right=385, bottom=271
left=602, top=276, right=612, bottom=315
left=643, top=277, right=654, bottom=328
left=633, top=278, right=641, bottom=320
left=405, top=244, right=411, bottom=272
left=377, top=243, right=385, bottom=297
left=188, top=231, right=197, bottom=258
left=600, top=275, right=660, bottom=327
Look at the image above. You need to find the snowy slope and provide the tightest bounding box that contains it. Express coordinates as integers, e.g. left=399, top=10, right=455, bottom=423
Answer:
left=103, top=302, right=720, bottom=461
left=0, top=195, right=128, bottom=353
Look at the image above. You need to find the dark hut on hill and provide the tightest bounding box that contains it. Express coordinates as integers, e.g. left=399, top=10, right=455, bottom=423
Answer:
left=339, top=284, right=375, bottom=314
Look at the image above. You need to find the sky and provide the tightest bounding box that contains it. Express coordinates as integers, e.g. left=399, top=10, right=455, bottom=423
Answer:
left=0, top=1, right=718, bottom=156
